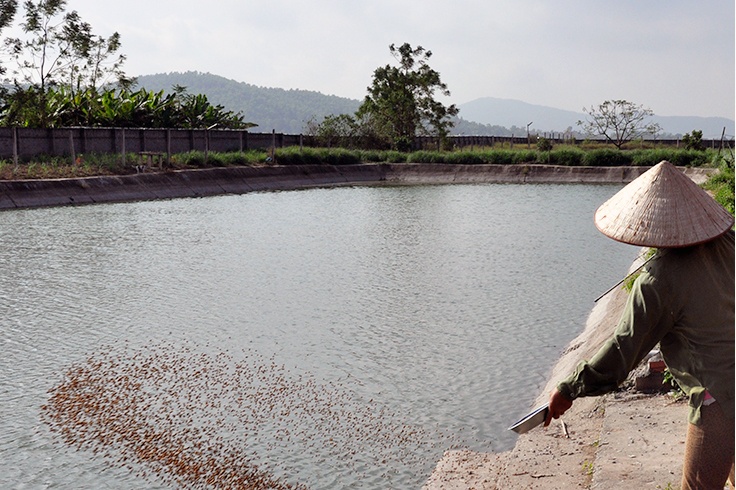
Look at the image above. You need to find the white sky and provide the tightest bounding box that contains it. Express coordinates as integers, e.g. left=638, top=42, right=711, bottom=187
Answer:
left=22, top=1, right=736, bottom=118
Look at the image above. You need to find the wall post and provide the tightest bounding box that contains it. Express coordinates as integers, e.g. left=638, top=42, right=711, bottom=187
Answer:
left=166, top=129, right=171, bottom=166
left=69, top=130, right=76, bottom=165
left=12, top=127, right=18, bottom=169
left=121, top=129, right=126, bottom=165
left=270, top=129, right=276, bottom=163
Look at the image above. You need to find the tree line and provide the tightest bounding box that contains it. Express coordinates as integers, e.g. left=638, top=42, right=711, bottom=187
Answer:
left=0, top=2, right=701, bottom=153
left=306, top=45, right=671, bottom=152
left=0, top=0, right=251, bottom=129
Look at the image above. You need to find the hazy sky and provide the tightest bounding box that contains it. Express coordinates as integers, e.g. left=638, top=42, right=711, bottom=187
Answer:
left=38, top=1, right=736, bottom=119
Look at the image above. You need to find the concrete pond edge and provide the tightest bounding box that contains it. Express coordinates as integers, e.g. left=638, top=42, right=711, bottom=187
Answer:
left=0, top=162, right=715, bottom=211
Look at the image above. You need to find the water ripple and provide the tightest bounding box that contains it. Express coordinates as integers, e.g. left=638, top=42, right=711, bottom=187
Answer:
left=0, top=184, right=636, bottom=488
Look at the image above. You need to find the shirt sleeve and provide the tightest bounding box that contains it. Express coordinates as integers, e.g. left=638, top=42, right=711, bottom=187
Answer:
left=558, top=271, right=675, bottom=400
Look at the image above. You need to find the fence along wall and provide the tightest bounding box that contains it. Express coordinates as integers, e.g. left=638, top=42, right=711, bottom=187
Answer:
left=0, top=127, right=305, bottom=160
left=0, top=127, right=729, bottom=161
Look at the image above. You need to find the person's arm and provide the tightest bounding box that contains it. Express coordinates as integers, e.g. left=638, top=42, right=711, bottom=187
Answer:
left=550, top=271, right=675, bottom=416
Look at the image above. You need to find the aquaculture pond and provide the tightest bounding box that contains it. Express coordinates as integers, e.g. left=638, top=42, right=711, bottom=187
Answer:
left=0, top=183, right=638, bottom=489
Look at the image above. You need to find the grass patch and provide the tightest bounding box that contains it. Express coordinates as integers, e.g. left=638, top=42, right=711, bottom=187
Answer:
left=548, top=147, right=586, bottom=166
left=702, top=151, right=735, bottom=214
left=407, top=150, right=446, bottom=164
left=582, top=148, right=633, bottom=166
left=0, top=146, right=729, bottom=180
left=275, top=147, right=362, bottom=166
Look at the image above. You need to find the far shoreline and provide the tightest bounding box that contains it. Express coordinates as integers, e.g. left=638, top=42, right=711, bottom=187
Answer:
left=0, top=162, right=715, bottom=211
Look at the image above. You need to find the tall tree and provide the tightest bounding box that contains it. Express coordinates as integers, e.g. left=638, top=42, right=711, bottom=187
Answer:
left=5, top=0, right=131, bottom=126
left=0, top=0, right=16, bottom=29
left=62, top=25, right=133, bottom=93
left=577, top=99, right=661, bottom=149
left=7, top=1, right=71, bottom=98
left=357, top=43, right=458, bottom=151
left=0, top=0, right=18, bottom=77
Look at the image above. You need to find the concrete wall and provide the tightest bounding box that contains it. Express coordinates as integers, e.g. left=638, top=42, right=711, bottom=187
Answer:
left=0, top=127, right=725, bottom=161
left=0, top=127, right=308, bottom=160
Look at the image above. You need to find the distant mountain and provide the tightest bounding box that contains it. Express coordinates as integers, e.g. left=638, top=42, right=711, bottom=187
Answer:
left=452, top=117, right=516, bottom=137
left=457, top=98, right=581, bottom=134
left=135, top=72, right=734, bottom=138
left=136, top=72, right=360, bottom=134
left=652, top=115, right=734, bottom=139
left=458, top=97, right=735, bottom=139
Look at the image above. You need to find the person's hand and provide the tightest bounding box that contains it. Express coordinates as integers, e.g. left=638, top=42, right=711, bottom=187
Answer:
left=544, top=388, right=573, bottom=427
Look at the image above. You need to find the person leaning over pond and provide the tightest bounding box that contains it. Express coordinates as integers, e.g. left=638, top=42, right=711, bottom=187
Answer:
left=544, top=160, right=735, bottom=490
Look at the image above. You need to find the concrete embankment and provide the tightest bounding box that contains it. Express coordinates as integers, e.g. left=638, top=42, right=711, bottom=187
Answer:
left=0, top=163, right=714, bottom=210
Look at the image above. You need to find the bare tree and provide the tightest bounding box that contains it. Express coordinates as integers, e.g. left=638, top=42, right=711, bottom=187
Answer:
left=578, top=99, right=661, bottom=149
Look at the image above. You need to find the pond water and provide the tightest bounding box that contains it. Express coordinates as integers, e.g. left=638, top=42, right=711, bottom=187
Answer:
left=0, top=183, right=638, bottom=489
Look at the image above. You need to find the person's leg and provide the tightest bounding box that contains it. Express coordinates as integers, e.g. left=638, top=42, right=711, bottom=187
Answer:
left=681, top=401, right=735, bottom=490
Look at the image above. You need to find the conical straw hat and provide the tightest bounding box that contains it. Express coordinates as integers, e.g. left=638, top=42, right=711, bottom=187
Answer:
left=594, top=160, right=734, bottom=247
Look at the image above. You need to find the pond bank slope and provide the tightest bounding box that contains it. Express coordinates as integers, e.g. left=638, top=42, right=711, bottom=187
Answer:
left=422, top=263, right=689, bottom=489
left=0, top=163, right=713, bottom=210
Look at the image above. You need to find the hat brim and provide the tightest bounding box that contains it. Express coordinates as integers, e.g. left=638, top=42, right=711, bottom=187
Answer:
left=594, top=161, right=734, bottom=248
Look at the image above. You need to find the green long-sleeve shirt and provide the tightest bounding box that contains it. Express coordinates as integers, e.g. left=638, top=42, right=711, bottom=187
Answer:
left=558, top=230, right=734, bottom=425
